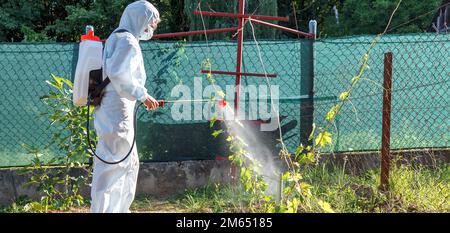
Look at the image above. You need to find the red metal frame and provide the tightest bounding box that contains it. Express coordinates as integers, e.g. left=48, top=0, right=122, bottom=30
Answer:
left=152, top=1, right=313, bottom=115
left=152, top=0, right=314, bottom=183
left=201, top=70, right=277, bottom=78
left=153, top=27, right=237, bottom=39
left=248, top=18, right=316, bottom=38
left=193, top=10, right=289, bottom=22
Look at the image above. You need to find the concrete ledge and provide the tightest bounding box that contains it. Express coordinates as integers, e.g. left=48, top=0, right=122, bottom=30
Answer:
left=1, top=149, right=448, bottom=206
left=320, top=148, right=450, bottom=174
left=136, top=160, right=232, bottom=198
left=0, top=160, right=232, bottom=206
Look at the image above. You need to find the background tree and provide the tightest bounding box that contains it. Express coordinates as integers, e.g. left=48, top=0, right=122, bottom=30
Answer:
left=319, top=0, right=442, bottom=37
left=0, top=0, right=444, bottom=42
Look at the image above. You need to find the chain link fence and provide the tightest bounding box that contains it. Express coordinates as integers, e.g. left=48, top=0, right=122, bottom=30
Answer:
left=315, top=33, right=449, bottom=173
left=315, top=34, right=449, bottom=153
left=0, top=33, right=448, bottom=167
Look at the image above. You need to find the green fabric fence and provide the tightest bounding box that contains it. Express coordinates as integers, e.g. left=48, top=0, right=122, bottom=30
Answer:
left=0, top=33, right=448, bottom=167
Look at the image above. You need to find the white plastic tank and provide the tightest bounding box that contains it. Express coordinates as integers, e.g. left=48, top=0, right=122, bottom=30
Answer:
left=72, top=26, right=103, bottom=106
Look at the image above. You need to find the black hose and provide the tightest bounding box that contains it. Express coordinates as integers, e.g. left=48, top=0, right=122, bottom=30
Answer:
left=86, top=96, right=143, bottom=165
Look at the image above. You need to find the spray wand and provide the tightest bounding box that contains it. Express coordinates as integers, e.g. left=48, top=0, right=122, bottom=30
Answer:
left=156, top=99, right=228, bottom=108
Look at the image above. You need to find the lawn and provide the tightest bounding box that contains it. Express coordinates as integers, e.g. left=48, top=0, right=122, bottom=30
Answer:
left=2, top=162, right=448, bottom=213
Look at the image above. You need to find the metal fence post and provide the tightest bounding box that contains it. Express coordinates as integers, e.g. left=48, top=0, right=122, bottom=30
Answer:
left=300, top=20, right=316, bottom=147
left=380, top=52, right=393, bottom=191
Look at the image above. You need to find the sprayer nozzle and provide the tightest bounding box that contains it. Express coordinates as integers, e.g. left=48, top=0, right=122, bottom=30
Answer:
left=218, top=99, right=227, bottom=108
left=158, top=100, right=165, bottom=108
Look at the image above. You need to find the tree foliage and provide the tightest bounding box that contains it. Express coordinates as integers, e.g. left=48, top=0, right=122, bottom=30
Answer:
left=0, top=0, right=443, bottom=42
left=0, top=0, right=186, bottom=42
left=319, top=0, right=442, bottom=36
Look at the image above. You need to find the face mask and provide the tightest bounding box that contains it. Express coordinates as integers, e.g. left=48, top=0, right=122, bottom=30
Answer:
left=139, top=25, right=154, bottom=41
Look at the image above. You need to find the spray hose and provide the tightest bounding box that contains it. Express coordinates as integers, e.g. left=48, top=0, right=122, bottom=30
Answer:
left=86, top=97, right=227, bottom=165
left=86, top=96, right=143, bottom=165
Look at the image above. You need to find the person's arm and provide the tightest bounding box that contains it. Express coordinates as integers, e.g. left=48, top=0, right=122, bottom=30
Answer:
left=142, top=94, right=158, bottom=110
left=105, top=36, right=159, bottom=110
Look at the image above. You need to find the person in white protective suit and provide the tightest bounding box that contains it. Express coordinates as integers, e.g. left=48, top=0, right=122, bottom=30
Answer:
left=90, top=0, right=161, bottom=213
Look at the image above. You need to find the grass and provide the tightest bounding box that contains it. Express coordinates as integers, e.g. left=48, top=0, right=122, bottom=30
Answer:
left=132, top=184, right=254, bottom=213
left=132, top=163, right=449, bottom=213
left=1, top=163, right=448, bottom=213
left=301, top=163, right=450, bottom=213
left=174, top=184, right=254, bottom=213
left=130, top=197, right=184, bottom=213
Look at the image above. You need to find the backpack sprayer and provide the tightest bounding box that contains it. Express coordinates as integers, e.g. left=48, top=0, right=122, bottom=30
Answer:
left=73, top=26, right=226, bottom=165
left=72, top=26, right=137, bottom=164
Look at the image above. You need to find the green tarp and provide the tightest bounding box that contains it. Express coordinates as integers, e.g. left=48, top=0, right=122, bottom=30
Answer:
left=0, top=33, right=448, bottom=166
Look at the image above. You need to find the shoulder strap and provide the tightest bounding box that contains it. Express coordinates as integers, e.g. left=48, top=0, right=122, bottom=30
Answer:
left=114, top=29, right=130, bottom=34
left=92, top=28, right=131, bottom=99
left=91, top=77, right=110, bottom=98
left=102, top=29, right=130, bottom=46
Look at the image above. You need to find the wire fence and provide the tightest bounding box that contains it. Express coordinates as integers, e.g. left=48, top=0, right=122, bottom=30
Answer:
left=315, top=33, right=449, bottom=174
left=315, top=34, right=449, bottom=153
left=0, top=33, right=448, bottom=167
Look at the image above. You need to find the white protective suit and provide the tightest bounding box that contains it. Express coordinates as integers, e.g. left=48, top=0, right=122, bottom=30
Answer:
left=90, top=0, right=159, bottom=213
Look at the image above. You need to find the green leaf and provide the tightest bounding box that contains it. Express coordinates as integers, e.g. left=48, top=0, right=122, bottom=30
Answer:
left=363, top=53, right=369, bottom=61
left=326, top=105, right=339, bottom=123
left=45, top=80, right=61, bottom=90
left=289, top=173, right=302, bottom=182
left=61, top=79, right=73, bottom=88
left=211, top=129, right=223, bottom=138
left=263, top=195, right=273, bottom=202
left=308, top=123, right=316, bottom=141
left=339, top=91, right=349, bottom=101
left=315, top=131, right=332, bottom=147
left=300, top=152, right=315, bottom=164
left=51, top=74, right=73, bottom=88
left=283, top=187, right=291, bottom=195
left=300, top=182, right=312, bottom=191
left=318, top=200, right=335, bottom=213
left=216, top=90, right=225, bottom=98
left=282, top=172, right=290, bottom=182
left=209, top=115, right=217, bottom=128
left=295, top=144, right=304, bottom=156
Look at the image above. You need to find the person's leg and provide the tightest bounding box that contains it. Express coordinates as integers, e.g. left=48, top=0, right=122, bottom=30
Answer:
left=90, top=90, right=138, bottom=213
left=119, top=148, right=140, bottom=213
left=90, top=158, right=129, bottom=213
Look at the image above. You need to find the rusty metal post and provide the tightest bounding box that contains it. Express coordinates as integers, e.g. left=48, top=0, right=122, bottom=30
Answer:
left=230, top=0, right=246, bottom=187
left=299, top=21, right=316, bottom=147
left=380, top=52, right=393, bottom=191
left=234, top=0, right=245, bottom=117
